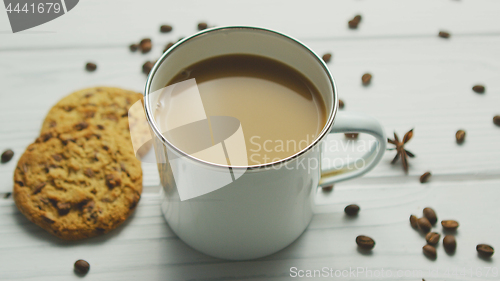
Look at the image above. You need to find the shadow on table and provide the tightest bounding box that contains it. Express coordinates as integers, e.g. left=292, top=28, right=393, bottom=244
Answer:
left=11, top=203, right=346, bottom=280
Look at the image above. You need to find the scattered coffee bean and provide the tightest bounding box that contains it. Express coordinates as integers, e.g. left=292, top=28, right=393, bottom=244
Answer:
left=348, top=15, right=361, bottom=29
left=423, top=207, right=437, bottom=225
left=493, top=115, right=500, bottom=127
left=345, top=133, right=359, bottom=139
left=472, top=85, right=485, bottom=94
left=361, top=73, right=372, bottom=86
left=456, top=130, right=466, bottom=144
left=164, top=42, right=174, bottom=53
left=85, top=62, right=97, bottom=72
left=1, top=149, right=14, bottom=163
left=344, top=204, right=360, bottom=216
left=160, top=24, right=173, bottom=33
left=356, top=235, right=375, bottom=250
left=74, top=259, right=90, bottom=275
left=426, top=232, right=440, bottom=245
left=477, top=244, right=494, bottom=258
left=129, top=43, right=138, bottom=52
left=423, top=244, right=437, bottom=259
left=322, top=185, right=333, bottom=192
left=420, top=172, right=431, bottom=183
left=348, top=20, right=359, bottom=29
left=198, top=22, right=208, bottom=30
left=438, top=31, right=450, bottom=38
left=142, top=61, right=154, bottom=75
left=441, top=220, right=459, bottom=230
left=417, top=217, right=432, bottom=233
left=410, top=215, right=418, bottom=229
left=339, top=99, right=344, bottom=109
left=139, top=38, right=152, bottom=53
left=322, top=53, right=332, bottom=63
left=4, top=192, right=11, bottom=199
left=443, top=235, right=456, bottom=253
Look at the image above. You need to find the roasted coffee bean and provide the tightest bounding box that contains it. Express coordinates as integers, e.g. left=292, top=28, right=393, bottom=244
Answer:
left=477, top=244, right=494, bottom=258
left=129, top=43, right=138, bottom=52
left=160, top=24, right=173, bottom=33
left=4, top=192, right=11, bottom=199
left=353, top=15, right=362, bottom=23
left=426, top=232, right=440, bottom=245
left=198, top=22, right=208, bottom=30
left=420, top=172, right=431, bottom=183
left=74, top=259, right=90, bottom=274
left=1, top=149, right=14, bottom=163
left=322, top=185, right=333, bottom=192
left=361, top=73, right=372, bottom=85
left=472, top=85, right=485, bottom=94
left=423, top=244, right=437, bottom=259
left=456, top=130, right=466, bottom=144
left=423, top=207, right=437, bottom=225
left=322, top=53, right=332, bottom=63
left=417, top=217, right=432, bottom=233
left=344, top=204, right=360, bottom=216
left=443, top=235, right=456, bottom=253
left=356, top=235, right=375, bottom=250
left=140, top=41, right=152, bottom=53
left=139, top=38, right=152, bottom=53
left=410, top=215, right=418, bottom=229
left=493, top=115, right=500, bottom=127
left=348, top=20, right=359, bottom=29
left=339, top=99, right=345, bottom=109
left=142, top=61, right=154, bottom=75
left=438, top=31, right=450, bottom=38
left=164, top=42, right=174, bottom=52
left=345, top=133, right=359, bottom=139
left=441, top=220, right=459, bottom=230
left=85, top=62, right=97, bottom=72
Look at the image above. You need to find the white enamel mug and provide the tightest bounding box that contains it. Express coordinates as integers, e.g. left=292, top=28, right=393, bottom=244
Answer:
left=144, top=26, right=386, bottom=260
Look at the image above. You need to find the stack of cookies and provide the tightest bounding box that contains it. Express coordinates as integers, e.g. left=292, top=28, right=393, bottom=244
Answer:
left=13, top=87, right=144, bottom=240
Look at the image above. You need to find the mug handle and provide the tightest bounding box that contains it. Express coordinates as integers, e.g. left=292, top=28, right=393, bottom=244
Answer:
left=319, top=111, right=386, bottom=187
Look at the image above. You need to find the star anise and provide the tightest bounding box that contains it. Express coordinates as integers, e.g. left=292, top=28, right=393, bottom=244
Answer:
left=387, top=129, right=415, bottom=173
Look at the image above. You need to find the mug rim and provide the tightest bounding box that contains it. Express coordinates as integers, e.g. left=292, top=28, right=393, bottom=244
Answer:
left=144, top=25, right=338, bottom=170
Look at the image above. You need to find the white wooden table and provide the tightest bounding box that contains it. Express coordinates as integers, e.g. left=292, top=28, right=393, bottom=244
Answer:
left=1, top=0, right=499, bottom=280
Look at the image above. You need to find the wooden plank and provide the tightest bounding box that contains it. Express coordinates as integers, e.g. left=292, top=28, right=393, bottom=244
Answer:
left=1, top=0, right=500, bottom=49
left=0, top=179, right=498, bottom=280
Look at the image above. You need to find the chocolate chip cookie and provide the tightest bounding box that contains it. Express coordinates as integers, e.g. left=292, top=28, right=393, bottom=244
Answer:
left=14, top=125, right=142, bottom=240
left=40, top=87, right=145, bottom=142
left=14, top=87, right=144, bottom=240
